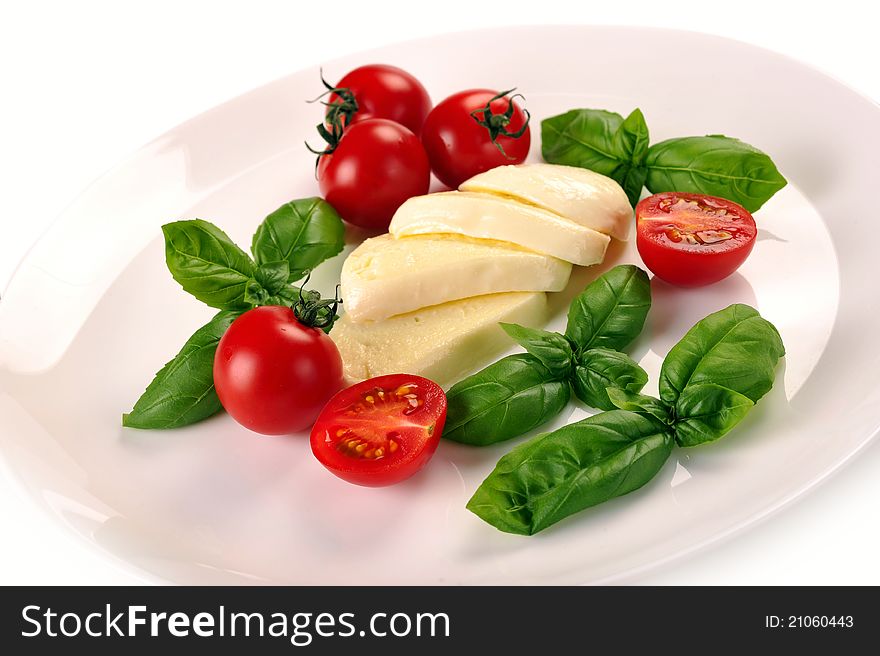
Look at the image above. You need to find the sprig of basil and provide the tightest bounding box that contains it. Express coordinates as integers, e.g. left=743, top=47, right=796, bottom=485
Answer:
left=469, top=304, right=785, bottom=535
left=251, top=197, right=345, bottom=282
left=444, top=354, right=571, bottom=446
left=645, top=136, right=787, bottom=212
left=443, top=265, right=652, bottom=446
left=126, top=198, right=345, bottom=430
left=565, top=264, right=651, bottom=352
left=541, top=108, right=649, bottom=206
left=571, top=348, right=648, bottom=411
left=541, top=107, right=787, bottom=210
left=123, top=311, right=239, bottom=429
left=467, top=410, right=674, bottom=535
left=163, top=220, right=256, bottom=310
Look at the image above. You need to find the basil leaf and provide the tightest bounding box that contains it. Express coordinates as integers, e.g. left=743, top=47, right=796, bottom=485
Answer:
left=541, top=108, right=650, bottom=206
left=163, top=220, right=256, bottom=310
left=607, top=389, right=673, bottom=424
left=254, top=260, right=290, bottom=295
left=499, top=323, right=573, bottom=380
left=565, top=264, right=651, bottom=352
left=659, top=303, right=785, bottom=406
left=542, top=108, right=626, bottom=177
left=571, top=347, right=648, bottom=410
left=467, top=410, right=674, bottom=535
left=123, top=311, right=239, bottom=429
left=444, top=354, right=570, bottom=446
left=251, top=197, right=345, bottom=282
left=673, top=383, right=754, bottom=447
left=612, top=108, right=650, bottom=206
left=645, top=135, right=787, bottom=212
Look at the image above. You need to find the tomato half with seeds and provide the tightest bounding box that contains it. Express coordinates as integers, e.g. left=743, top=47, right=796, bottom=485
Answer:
left=636, top=192, right=757, bottom=287
left=310, top=374, right=447, bottom=487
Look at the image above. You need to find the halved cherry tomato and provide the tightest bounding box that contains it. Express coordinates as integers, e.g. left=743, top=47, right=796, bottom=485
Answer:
left=636, top=192, right=757, bottom=287
left=327, top=64, right=432, bottom=135
left=421, top=88, right=531, bottom=188
left=310, top=374, right=447, bottom=487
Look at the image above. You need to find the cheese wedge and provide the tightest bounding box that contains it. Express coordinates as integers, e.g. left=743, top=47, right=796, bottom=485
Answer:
left=389, top=191, right=610, bottom=265
left=460, top=163, right=633, bottom=241
left=331, top=292, right=547, bottom=387
left=341, top=234, right=571, bottom=322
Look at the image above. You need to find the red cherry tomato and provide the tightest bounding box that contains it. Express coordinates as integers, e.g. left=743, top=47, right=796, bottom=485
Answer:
left=636, top=192, right=757, bottom=287
left=328, top=64, right=432, bottom=135
left=214, top=306, right=343, bottom=435
left=421, top=89, right=531, bottom=188
left=318, top=118, right=430, bottom=230
left=310, top=374, right=447, bottom=487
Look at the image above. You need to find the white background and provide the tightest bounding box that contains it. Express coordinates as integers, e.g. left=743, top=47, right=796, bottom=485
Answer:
left=1, top=0, right=878, bottom=585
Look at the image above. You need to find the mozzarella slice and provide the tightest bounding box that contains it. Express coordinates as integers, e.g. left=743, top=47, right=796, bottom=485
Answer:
left=460, top=163, right=633, bottom=241
left=341, top=234, right=571, bottom=322
left=389, top=191, right=610, bottom=265
left=331, top=291, right=547, bottom=387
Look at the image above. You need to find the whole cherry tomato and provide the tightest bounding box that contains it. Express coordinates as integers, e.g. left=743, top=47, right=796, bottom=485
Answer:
left=421, top=88, right=531, bottom=188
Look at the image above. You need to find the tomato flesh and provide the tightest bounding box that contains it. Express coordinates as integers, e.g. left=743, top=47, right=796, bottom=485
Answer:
left=636, top=192, right=757, bottom=287
left=421, top=89, right=530, bottom=189
left=310, top=374, right=447, bottom=487
left=213, top=306, right=343, bottom=435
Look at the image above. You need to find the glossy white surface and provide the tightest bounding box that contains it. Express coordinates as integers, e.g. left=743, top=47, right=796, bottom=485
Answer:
left=2, top=9, right=879, bottom=585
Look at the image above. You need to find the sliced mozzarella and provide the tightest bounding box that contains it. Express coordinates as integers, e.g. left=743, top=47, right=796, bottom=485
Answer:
left=341, top=233, right=571, bottom=322
left=331, top=291, right=547, bottom=387
left=389, top=191, right=610, bottom=265
left=460, top=163, right=633, bottom=240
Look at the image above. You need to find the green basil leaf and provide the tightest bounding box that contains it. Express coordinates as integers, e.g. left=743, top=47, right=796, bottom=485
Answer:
left=541, top=108, right=627, bottom=177
left=123, top=311, right=239, bottom=429
left=673, top=383, right=754, bottom=447
left=571, top=347, right=648, bottom=410
left=499, top=323, right=573, bottom=380
left=251, top=197, right=345, bottom=281
left=443, top=354, right=570, bottom=446
left=254, top=260, right=290, bottom=295
left=243, top=278, right=269, bottom=306
left=163, top=220, right=256, bottom=310
left=565, top=264, right=651, bottom=352
left=541, top=108, right=650, bottom=206
left=645, top=135, right=787, bottom=212
left=659, top=303, right=785, bottom=405
left=467, top=410, right=674, bottom=535
left=607, top=389, right=673, bottom=424
left=612, top=108, right=650, bottom=206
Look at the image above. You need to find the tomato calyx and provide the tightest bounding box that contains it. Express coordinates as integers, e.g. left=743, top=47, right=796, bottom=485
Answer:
left=290, top=271, right=342, bottom=331
left=469, top=88, right=531, bottom=159
left=305, top=69, right=360, bottom=164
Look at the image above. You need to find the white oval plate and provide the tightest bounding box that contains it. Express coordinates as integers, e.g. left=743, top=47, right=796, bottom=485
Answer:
left=2, top=26, right=879, bottom=585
